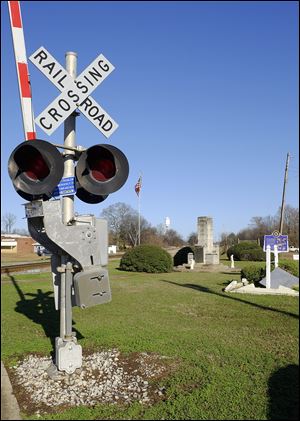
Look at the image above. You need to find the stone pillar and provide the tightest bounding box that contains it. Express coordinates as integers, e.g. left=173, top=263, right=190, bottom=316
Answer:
left=197, top=216, right=213, bottom=252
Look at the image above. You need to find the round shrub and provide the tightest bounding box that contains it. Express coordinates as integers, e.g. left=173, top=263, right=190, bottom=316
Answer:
left=119, top=245, right=173, bottom=273
left=241, top=265, right=266, bottom=283
left=227, top=242, right=265, bottom=261
left=237, top=248, right=266, bottom=261
left=173, top=246, right=194, bottom=267
left=227, top=242, right=259, bottom=259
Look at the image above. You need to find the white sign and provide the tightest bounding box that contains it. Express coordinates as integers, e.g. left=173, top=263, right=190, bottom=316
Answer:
left=29, top=47, right=118, bottom=137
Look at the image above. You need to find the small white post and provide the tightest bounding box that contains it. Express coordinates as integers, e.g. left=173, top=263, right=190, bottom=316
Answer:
left=230, top=254, right=235, bottom=268
left=274, top=244, right=279, bottom=268
left=266, top=245, right=271, bottom=288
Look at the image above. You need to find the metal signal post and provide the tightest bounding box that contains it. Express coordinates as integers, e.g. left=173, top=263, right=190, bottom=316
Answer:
left=8, top=2, right=129, bottom=377
left=54, top=52, right=82, bottom=374
left=62, top=51, right=77, bottom=225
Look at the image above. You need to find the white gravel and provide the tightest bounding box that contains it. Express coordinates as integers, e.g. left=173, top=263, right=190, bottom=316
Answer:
left=10, top=349, right=168, bottom=414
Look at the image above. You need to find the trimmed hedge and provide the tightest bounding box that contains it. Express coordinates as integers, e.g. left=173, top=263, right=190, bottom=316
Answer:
left=119, top=245, right=173, bottom=273
left=241, top=265, right=265, bottom=283
left=278, top=259, right=299, bottom=277
left=227, top=242, right=265, bottom=261
left=240, top=259, right=299, bottom=283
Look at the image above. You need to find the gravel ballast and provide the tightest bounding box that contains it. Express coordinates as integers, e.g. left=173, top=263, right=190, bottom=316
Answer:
left=10, top=349, right=172, bottom=416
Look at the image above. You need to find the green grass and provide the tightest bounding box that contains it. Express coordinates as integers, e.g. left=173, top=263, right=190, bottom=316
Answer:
left=1, top=260, right=299, bottom=420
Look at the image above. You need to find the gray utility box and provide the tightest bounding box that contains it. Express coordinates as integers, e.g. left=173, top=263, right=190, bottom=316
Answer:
left=73, top=267, right=111, bottom=309
left=25, top=200, right=111, bottom=309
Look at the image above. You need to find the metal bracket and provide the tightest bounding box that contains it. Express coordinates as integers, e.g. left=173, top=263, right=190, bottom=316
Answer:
left=25, top=200, right=108, bottom=269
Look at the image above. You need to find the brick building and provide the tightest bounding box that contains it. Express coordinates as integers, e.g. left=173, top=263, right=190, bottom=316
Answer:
left=1, top=234, right=35, bottom=255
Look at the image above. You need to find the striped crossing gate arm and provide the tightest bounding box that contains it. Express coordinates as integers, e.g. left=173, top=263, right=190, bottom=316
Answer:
left=8, top=1, right=36, bottom=140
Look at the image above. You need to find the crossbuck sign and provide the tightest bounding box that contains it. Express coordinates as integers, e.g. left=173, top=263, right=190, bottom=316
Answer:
left=29, top=47, right=118, bottom=137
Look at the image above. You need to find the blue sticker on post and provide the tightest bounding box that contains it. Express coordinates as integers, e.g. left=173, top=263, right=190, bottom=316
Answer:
left=52, top=176, right=77, bottom=197
left=263, top=235, right=289, bottom=252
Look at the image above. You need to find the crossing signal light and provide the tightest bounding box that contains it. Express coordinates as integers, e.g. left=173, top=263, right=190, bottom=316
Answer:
left=8, top=141, right=129, bottom=203
left=75, top=144, right=129, bottom=203
left=75, top=188, right=108, bottom=204
left=8, top=139, right=64, bottom=201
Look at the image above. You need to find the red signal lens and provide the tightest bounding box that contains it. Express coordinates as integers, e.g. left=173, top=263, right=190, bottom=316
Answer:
left=75, top=143, right=129, bottom=201
left=87, top=149, right=116, bottom=181
left=15, top=146, right=50, bottom=181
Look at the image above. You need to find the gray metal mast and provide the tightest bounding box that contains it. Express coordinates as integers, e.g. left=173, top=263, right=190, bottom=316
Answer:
left=53, top=51, right=82, bottom=375
left=62, top=51, right=77, bottom=340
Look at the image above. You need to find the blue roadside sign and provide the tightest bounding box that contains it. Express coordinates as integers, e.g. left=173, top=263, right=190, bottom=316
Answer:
left=263, top=235, right=289, bottom=252
left=52, top=176, right=76, bottom=198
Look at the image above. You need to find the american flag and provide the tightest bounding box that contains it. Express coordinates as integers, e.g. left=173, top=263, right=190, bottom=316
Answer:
left=135, top=176, right=142, bottom=196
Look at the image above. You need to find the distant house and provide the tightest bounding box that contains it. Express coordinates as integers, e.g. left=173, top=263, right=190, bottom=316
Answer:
left=108, top=245, right=117, bottom=254
left=1, top=234, right=35, bottom=255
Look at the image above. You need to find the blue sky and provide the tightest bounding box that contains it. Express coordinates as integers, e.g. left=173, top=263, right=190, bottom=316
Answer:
left=1, top=1, right=299, bottom=240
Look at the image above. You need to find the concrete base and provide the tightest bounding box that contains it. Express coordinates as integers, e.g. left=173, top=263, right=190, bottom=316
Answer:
left=229, top=283, right=299, bottom=296
left=205, top=253, right=219, bottom=265
left=55, top=337, right=82, bottom=374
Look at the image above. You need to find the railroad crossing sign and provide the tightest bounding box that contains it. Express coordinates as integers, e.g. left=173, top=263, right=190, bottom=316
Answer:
left=29, top=46, right=118, bottom=138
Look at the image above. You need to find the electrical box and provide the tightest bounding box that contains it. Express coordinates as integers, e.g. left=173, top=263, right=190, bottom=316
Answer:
left=73, top=267, right=111, bottom=308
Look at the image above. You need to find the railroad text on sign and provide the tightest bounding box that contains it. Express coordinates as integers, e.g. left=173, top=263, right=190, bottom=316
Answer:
left=30, top=47, right=118, bottom=137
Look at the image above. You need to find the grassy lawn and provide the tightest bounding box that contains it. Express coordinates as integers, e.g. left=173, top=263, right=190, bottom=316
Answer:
left=1, top=260, right=299, bottom=420
left=1, top=252, right=51, bottom=264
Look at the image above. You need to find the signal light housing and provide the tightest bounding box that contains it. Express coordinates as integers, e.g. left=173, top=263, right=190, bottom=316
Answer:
left=8, top=139, right=64, bottom=201
left=75, top=144, right=129, bottom=203
left=75, top=188, right=108, bottom=204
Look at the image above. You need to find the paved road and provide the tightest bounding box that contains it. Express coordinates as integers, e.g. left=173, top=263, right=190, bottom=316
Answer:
left=1, top=361, right=21, bottom=420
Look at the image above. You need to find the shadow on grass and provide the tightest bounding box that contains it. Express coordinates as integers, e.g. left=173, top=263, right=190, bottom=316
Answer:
left=160, top=280, right=299, bottom=319
left=268, top=364, right=299, bottom=420
left=7, top=270, right=84, bottom=358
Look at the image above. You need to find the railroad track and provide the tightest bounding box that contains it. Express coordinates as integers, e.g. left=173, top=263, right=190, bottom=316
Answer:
left=1, top=254, right=124, bottom=275
left=1, top=261, right=51, bottom=274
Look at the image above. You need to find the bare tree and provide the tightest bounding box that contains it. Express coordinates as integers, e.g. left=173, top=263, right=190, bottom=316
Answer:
left=101, top=202, right=133, bottom=247
left=237, top=206, right=299, bottom=247
left=219, top=232, right=237, bottom=254
left=238, top=215, right=277, bottom=244
left=100, top=202, right=150, bottom=248
left=276, top=205, right=299, bottom=246
left=187, top=232, right=198, bottom=246
left=121, top=213, right=150, bottom=247
left=12, top=228, right=29, bottom=236
left=1, top=213, right=17, bottom=234
left=142, top=226, right=164, bottom=246
left=163, top=229, right=184, bottom=247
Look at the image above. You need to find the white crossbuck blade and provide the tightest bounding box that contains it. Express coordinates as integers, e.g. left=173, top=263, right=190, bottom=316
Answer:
left=29, top=46, right=118, bottom=138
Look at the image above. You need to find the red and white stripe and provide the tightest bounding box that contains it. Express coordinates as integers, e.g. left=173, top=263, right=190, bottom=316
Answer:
left=8, top=1, right=36, bottom=140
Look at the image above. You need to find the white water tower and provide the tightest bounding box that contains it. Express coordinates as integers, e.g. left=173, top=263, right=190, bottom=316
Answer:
left=165, top=217, right=170, bottom=231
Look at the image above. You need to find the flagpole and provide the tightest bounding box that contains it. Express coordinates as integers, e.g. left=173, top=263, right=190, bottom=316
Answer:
left=138, top=190, right=141, bottom=245
left=135, top=173, right=142, bottom=246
